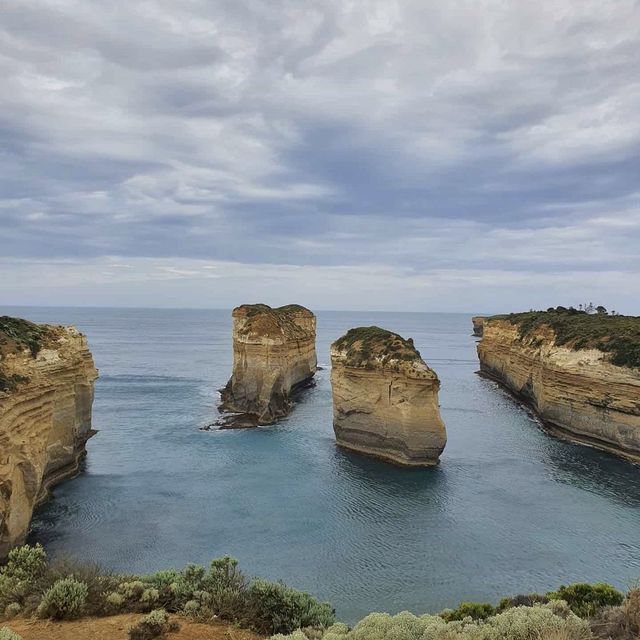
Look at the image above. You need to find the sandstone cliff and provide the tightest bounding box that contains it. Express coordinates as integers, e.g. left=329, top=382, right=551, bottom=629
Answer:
left=0, top=317, right=98, bottom=559
left=477, top=315, right=640, bottom=462
left=472, top=316, right=485, bottom=337
left=330, top=327, right=446, bottom=466
left=219, top=304, right=317, bottom=427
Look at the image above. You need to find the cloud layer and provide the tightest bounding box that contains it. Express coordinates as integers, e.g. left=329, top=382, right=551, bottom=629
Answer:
left=1, top=0, right=639, bottom=311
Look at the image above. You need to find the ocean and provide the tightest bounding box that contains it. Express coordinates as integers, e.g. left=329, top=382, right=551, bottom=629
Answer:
left=6, top=307, right=640, bottom=623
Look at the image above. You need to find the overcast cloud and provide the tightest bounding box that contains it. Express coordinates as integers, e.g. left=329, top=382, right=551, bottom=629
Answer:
left=1, top=0, right=639, bottom=312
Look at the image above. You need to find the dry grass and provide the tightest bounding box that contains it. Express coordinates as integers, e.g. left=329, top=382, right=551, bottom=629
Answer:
left=5, top=614, right=262, bottom=640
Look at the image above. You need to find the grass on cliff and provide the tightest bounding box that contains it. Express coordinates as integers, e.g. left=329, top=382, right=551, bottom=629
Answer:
left=332, top=326, right=422, bottom=368
left=0, top=317, right=53, bottom=359
left=491, top=309, right=640, bottom=369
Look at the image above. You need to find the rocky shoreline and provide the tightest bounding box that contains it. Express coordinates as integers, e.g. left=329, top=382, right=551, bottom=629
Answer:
left=477, top=312, right=640, bottom=463
left=0, top=318, right=98, bottom=559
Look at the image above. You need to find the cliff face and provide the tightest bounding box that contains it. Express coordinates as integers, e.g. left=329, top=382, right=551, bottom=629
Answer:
left=477, top=318, right=640, bottom=462
left=219, top=304, right=317, bottom=426
left=0, top=318, right=98, bottom=558
left=472, top=317, right=485, bottom=337
left=330, top=327, right=446, bottom=466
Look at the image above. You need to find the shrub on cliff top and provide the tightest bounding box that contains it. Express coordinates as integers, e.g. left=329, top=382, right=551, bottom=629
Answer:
left=271, top=602, right=591, bottom=640
left=128, top=609, right=179, bottom=640
left=36, top=577, right=88, bottom=620
left=442, top=602, right=496, bottom=621
left=0, top=628, right=23, bottom=640
left=547, top=584, right=623, bottom=619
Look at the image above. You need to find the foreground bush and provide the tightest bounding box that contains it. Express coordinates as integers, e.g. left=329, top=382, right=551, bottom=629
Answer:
left=128, top=609, right=178, bottom=640
left=272, top=602, right=591, bottom=640
left=36, top=577, right=88, bottom=620
left=0, top=628, right=23, bottom=640
left=548, top=584, right=624, bottom=618
left=0, top=545, right=334, bottom=634
left=441, top=602, right=496, bottom=621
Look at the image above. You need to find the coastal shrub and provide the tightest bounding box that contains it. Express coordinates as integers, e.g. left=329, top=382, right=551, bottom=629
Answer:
left=2, top=604, right=21, bottom=619
left=442, top=602, right=496, bottom=621
left=498, top=595, right=549, bottom=612
left=591, top=588, right=640, bottom=640
left=0, top=628, right=23, bottom=640
left=36, top=577, right=88, bottom=620
left=547, top=584, right=623, bottom=618
left=1, top=545, right=47, bottom=583
left=128, top=609, right=179, bottom=640
left=270, top=603, right=591, bottom=640
left=246, top=578, right=335, bottom=634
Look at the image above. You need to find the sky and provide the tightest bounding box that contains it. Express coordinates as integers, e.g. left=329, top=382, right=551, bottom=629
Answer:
left=1, top=0, right=639, bottom=313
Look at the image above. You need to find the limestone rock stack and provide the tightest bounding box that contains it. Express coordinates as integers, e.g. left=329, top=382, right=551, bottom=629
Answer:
left=0, top=317, right=98, bottom=559
left=219, top=304, right=317, bottom=426
left=330, top=327, right=446, bottom=466
left=478, top=317, right=640, bottom=462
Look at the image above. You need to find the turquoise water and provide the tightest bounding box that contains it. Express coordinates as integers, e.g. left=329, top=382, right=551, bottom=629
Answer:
left=6, top=307, right=640, bottom=623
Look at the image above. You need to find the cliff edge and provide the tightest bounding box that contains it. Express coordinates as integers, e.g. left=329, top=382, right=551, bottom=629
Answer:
left=0, top=316, right=98, bottom=558
left=477, top=310, right=640, bottom=462
left=219, top=304, right=317, bottom=426
left=330, top=326, right=446, bottom=466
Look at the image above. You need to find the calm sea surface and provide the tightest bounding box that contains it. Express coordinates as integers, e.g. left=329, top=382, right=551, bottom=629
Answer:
left=5, top=307, right=640, bottom=623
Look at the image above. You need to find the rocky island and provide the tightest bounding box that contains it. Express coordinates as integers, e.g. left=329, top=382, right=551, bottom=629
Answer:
left=330, top=326, right=446, bottom=466
left=219, top=304, right=317, bottom=427
left=477, top=309, right=640, bottom=462
left=0, top=316, right=98, bottom=559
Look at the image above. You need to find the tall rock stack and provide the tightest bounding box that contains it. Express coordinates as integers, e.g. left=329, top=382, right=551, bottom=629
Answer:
left=0, top=317, right=98, bottom=559
left=330, top=326, right=446, bottom=466
left=219, top=304, right=317, bottom=426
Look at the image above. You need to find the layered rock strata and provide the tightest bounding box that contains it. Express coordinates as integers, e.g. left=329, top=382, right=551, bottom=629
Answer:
left=219, top=304, right=317, bottom=427
left=0, top=317, right=98, bottom=558
left=330, top=327, right=446, bottom=466
left=477, top=317, right=640, bottom=462
left=472, top=317, right=485, bottom=337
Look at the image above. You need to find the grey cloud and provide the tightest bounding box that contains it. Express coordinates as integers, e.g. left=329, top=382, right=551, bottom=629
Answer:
left=0, top=0, right=639, bottom=309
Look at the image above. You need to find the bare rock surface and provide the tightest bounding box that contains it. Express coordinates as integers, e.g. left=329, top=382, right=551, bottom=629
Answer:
left=330, top=326, right=446, bottom=466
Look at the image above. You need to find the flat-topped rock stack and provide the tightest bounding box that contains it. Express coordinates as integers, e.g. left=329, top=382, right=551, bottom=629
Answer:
left=330, top=326, right=446, bottom=466
left=219, top=304, right=317, bottom=427
left=0, top=316, right=98, bottom=559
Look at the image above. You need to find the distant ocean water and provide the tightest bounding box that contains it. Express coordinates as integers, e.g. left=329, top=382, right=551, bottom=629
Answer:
left=6, top=306, right=640, bottom=624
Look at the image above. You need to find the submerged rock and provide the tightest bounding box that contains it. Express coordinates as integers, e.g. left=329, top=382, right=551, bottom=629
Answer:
left=0, top=316, right=98, bottom=559
left=472, top=316, right=485, bottom=337
left=218, top=304, right=317, bottom=427
left=330, top=326, right=446, bottom=466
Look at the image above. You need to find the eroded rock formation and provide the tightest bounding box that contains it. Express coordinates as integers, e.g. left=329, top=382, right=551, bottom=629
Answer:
left=472, top=316, right=485, bottom=337
left=330, top=327, right=446, bottom=466
left=0, top=317, right=98, bottom=558
left=477, top=317, right=640, bottom=462
left=219, top=304, right=317, bottom=427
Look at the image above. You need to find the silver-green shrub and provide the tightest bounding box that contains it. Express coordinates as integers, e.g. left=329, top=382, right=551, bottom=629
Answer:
left=270, top=602, right=591, bottom=640
left=0, top=627, right=23, bottom=640
left=3, top=603, right=21, bottom=619
left=36, top=577, right=88, bottom=620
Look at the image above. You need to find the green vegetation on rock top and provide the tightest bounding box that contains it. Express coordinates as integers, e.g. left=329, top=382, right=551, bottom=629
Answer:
left=490, top=309, right=640, bottom=369
left=0, top=317, right=54, bottom=358
left=332, top=326, right=423, bottom=368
